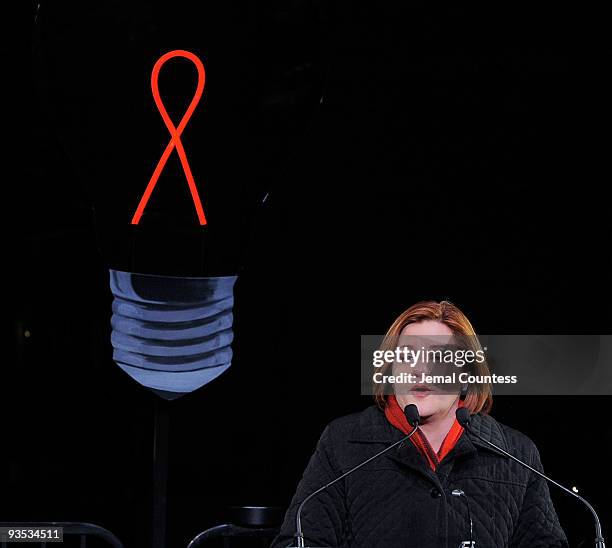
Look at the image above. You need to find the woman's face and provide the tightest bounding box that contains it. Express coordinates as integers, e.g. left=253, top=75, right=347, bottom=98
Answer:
left=394, top=320, right=460, bottom=423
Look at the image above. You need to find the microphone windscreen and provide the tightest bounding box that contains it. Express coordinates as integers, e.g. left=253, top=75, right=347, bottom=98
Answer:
left=456, top=407, right=471, bottom=427
left=404, top=404, right=420, bottom=427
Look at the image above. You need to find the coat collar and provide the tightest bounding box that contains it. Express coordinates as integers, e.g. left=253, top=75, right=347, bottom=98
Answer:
left=348, top=406, right=509, bottom=456
left=347, top=407, right=510, bottom=486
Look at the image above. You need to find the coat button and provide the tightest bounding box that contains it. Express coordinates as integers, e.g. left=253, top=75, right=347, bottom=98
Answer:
left=430, top=488, right=442, bottom=498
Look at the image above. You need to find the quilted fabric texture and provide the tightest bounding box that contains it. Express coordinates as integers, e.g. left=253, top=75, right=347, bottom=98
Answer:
left=271, top=406, right=568, bottom=548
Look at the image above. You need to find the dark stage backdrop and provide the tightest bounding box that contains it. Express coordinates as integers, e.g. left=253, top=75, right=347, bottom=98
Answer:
left=4, top=2, right=611, bottom=547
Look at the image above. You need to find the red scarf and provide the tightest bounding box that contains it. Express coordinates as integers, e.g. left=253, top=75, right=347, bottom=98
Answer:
left=384, top=395, right=464, bottom=471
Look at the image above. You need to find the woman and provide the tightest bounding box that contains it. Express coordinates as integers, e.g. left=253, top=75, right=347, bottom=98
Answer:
left=271, top=301, right=567, bottom=547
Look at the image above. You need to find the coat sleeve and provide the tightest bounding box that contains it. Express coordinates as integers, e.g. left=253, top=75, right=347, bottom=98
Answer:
left=509, top=442, right=569, bottom=548
left=270, top=423, right=348, bottom=548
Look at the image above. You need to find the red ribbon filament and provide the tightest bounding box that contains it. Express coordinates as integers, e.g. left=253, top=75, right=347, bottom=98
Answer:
left=131, top=49, right=207, bottom=225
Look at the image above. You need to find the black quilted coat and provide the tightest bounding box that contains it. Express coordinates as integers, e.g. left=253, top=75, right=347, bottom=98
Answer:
left=271, top=406, right=568, bottom=547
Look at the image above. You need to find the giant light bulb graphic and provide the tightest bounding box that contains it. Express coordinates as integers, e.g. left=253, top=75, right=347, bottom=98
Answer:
left=34, top=3, right=320, bottom=398
left=110, top=50, right=237, bottom=400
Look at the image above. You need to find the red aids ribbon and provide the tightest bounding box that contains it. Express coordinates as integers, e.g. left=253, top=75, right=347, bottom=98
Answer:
left=131, top=49, right=207, bottom=225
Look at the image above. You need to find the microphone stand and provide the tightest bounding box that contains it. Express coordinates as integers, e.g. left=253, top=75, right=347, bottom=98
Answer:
left=457, top=409, right=605, bottom=548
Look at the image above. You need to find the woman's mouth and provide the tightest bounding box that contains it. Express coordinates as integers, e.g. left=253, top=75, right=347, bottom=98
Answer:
left=410, top=384, right=433, bottom=398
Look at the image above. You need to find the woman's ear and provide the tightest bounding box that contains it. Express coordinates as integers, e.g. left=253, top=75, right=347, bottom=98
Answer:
left=459, top=383, right=469, bottom=402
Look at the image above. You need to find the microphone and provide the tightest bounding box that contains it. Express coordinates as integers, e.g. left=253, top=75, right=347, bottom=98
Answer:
left=289, top=404, right=421, bottom=548
left=456, top=408, right=606, bottom=548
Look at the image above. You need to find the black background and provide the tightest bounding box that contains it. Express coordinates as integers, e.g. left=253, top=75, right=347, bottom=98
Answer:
left=3, top=1, right=611, bottom=547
